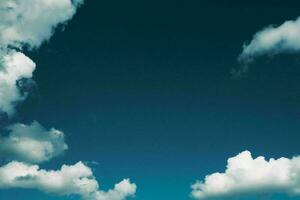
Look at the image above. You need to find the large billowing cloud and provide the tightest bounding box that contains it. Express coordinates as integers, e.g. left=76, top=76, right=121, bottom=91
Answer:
left=239, top=17, right=300, bottom=63
left=0, top=121, right=68, bottom=163
left=0, top=161, right=136, bottom=200
left=191, top=151, right=300, bottom=199
left=0, top=0, right=83, bottom=115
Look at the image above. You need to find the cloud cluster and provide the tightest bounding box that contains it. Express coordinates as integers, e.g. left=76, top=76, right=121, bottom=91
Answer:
left=191, top=151, right=300, bottom=199
left=239, top=17, right=300, bottom=63
left=0, top=161, right=136, bottom=200
left=0, top=121, right=68, bottom=163
left=0, top=1, right=137, bottom=200
left=0, top=0, right=83, bottom=116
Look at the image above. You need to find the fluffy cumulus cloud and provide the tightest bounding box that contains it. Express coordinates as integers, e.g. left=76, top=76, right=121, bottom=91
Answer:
left=0, top=1, right=137, bottom=200
left=0, top=0, right=84, bottom=49
left=0, top=0, right=83, bottom=115
left=191, top=151, right=300, bottom=199
left=0, top=121, right=68, bottom=163
left=239, top=17, right=300, bottom=63
left=0, top=161, right=136, bottom=200
left=0, top=119, right=137, bottom=200
left=89, top=179, right=137, bottom=200
left=0, top=51, right=36, bottom=115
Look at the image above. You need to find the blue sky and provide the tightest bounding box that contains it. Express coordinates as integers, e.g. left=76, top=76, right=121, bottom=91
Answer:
left=1, top=1, right=300, bottom=200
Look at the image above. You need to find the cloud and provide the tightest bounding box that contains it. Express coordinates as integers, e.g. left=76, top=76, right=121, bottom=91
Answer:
left=0, top=0, right=83, bottom=49
left=0, top=0, right=83, bottom=115
left=239, top=17, right=300, bottom=63
left=0, top=51, right=36, bottom=115
left=0, top=1, right=138, bottom=200
left=0, top=161, right=136, bottom=200
left=0, top=121, right=68, bottom=163
left=90, top=179, right=137, bottom=200
left=191, top=151, right=300, bottom=199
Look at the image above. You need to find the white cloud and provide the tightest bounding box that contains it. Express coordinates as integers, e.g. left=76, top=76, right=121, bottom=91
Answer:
left=239, top=17, right=300, bottom=63
left=0, top=51, right=36, bottom=115
left=89, top=179, right=137, bottom=200
left=0, top=0, right=83, bottom=115
left=0, top=1, right=138, bottom=200
left=0, top=121, right=68, bottom=163
left=191, top=151, right=300, bottom=199
left=0, top=0, right=83, bottom=49
left=0, top=161, right=136, bottom=200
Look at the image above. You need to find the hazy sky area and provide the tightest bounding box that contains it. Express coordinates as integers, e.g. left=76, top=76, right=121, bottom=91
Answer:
left=1, top=1, right=300, bottom=200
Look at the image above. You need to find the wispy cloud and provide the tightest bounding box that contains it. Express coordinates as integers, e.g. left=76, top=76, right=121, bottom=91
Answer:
left=234, top=16, right=300, bottom=77
left=239, top=17, right=300, bottom=63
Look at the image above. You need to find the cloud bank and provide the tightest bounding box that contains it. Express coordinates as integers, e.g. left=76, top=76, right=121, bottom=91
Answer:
left=191, top=151, right=300, bottom=199
left=239, top=17, right=300, bottom=63
left=0, top=1, right=137, bottom=200
left=0, top=121, right=68, bottom=163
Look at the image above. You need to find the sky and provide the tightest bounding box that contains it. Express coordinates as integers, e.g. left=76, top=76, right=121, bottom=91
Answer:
left=1, top=0, right=300, bottom=200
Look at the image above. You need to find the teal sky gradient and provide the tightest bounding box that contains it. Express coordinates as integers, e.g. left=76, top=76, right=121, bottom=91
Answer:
left=2, top=1, right=300, bottom=200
